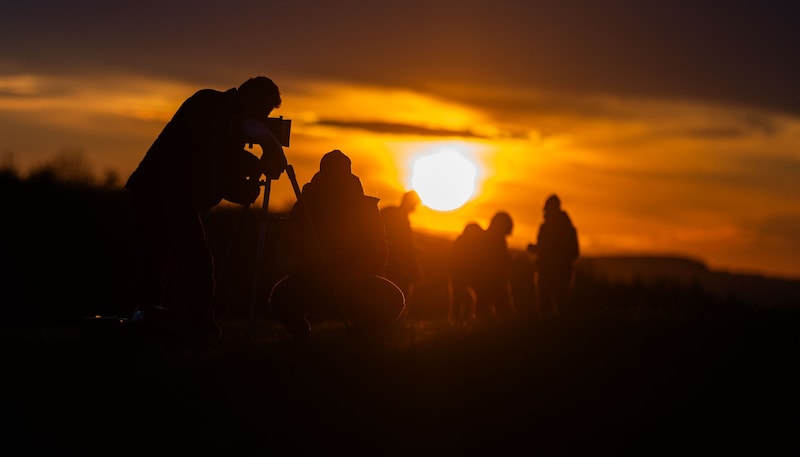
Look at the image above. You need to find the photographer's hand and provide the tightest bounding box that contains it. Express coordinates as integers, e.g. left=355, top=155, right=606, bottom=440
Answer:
left=223, top=177, right=261, bottom=205
left=242, top=119, right=287, bottom=179
left=259, top=137, right=287, bottom=179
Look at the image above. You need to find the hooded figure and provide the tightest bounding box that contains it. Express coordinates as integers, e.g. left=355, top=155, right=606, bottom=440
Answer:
left=531, top=194, right=579, bottom=315
left=269, top=150, right=405, bottom=338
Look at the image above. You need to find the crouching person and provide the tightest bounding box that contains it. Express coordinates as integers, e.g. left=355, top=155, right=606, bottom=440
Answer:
left=269, top=150, right=406, bottom=338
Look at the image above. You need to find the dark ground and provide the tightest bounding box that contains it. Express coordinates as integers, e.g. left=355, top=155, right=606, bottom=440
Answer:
left=2, top=171, right=799, bottom=455
left=4, top=308, right=799, bottom=456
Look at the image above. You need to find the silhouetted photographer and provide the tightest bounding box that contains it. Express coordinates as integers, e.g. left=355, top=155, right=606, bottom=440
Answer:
left=125, top=76, right=288, bottom=341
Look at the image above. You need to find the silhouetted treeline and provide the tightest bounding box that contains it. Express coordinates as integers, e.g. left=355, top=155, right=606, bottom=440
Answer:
left=1, top=167, right=796, bottom=325
left=0, top=166, right=136, bottom=323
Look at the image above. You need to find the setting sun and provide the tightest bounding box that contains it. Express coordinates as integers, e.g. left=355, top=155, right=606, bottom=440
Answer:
left=411, top=148, right=477, bottom=211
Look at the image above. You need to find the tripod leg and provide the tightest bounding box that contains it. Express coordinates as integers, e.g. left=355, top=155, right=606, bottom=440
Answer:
left=286, top=165, right=327, bottom=266
left=285, top=164, right=303, bottom=200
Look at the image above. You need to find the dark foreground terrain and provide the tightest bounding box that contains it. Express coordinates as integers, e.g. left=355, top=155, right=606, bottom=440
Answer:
left=4, top=308, right=799, bottom=456
left=3, top=169, right=799, bottom=455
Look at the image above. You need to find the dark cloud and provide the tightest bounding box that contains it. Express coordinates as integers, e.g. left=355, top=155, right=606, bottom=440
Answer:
left=3, top=1, right=799, bottom=114
left=313, top=119, right=494, bottom=139
left=676, top=112, right=786, bottom=140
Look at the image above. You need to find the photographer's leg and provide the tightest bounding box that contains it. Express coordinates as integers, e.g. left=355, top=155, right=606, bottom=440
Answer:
left=170, top=211, right=219, bottom=340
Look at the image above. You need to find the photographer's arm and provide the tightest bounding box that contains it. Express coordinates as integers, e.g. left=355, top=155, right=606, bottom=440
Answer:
left=242, top=119, right=288, bottom=179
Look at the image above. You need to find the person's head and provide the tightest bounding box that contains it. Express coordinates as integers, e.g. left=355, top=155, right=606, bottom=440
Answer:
left=237, top=76, right=282, bottom=118
left=544, top=194, right=561, bottom=214
left=489, top=211, right=513, bottom=236
left=319, top=149, right=352, bottom=176
left=463, top=222, right=483, bottom=237
left=312, top=150, right=364, bottom=197
left=400, top=190, right=421, bottom=212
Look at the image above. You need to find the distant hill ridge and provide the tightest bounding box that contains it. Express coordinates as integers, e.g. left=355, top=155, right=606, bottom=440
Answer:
left=573, top=254, right=800, bottom=309
left=576, top=255, right=711, bottom=283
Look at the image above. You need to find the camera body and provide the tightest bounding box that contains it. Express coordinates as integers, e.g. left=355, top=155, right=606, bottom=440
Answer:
left=262, top=116, right=292, bottom=147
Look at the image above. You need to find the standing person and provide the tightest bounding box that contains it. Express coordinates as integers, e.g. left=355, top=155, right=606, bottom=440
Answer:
left=125, top=76, right=287, bottom=341
left=268, top=150, right=406, bottom=338
left=449, top=222, right=483, bottom=322
left=380, top=190, right=422, bottom=303
left=472, top=211, right=515, bottom=319
left=528, top=194, right=579, bottom=315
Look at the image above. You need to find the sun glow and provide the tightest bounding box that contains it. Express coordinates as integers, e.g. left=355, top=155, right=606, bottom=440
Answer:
left=411, top=147, right=478, bottom=211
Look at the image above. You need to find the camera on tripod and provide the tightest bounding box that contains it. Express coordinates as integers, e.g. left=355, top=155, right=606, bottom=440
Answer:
left=260, top=116, right=292, bottom=147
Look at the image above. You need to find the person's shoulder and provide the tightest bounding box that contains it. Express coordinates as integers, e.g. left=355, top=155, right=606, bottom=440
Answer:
left=299, top=181, right=317, bottom=199
left=381, top=205, right=400, bottom=216
left=179, top=88, right=225, bottom=110
left=351, top=195, right=381, bottom=216
left=188, top=88, right=223, bottom=99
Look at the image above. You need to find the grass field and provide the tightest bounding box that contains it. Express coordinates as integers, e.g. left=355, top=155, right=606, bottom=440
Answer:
left=4, top=307, right=799, bottom=455
left=3, top=171, right=798, bottom=455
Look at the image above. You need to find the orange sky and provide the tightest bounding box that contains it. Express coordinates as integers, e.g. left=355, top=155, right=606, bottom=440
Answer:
left=1, top=1, right=799, bottom=279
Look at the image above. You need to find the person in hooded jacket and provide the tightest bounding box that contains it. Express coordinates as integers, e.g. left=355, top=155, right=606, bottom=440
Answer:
left=527, top=194, right=580, bottom=315
left=268, top=150, right=405, bottom=338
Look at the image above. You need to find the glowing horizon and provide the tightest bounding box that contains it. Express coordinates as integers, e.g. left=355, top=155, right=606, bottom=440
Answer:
left=1, top=74, right=799, bottom=280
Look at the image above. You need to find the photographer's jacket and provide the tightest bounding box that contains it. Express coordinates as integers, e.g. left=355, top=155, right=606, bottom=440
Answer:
left=126, top=87, right=261, bottom=211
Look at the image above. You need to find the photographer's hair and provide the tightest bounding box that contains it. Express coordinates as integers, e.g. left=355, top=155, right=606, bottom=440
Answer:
left=239, top=76, right=282, bottom=109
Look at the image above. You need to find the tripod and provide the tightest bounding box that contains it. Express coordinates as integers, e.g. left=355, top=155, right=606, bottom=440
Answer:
left=220, top=163, right=325, bottom=338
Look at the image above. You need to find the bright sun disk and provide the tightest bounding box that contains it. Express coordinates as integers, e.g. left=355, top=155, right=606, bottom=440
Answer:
left=411, top=149, right=477, bottom=211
